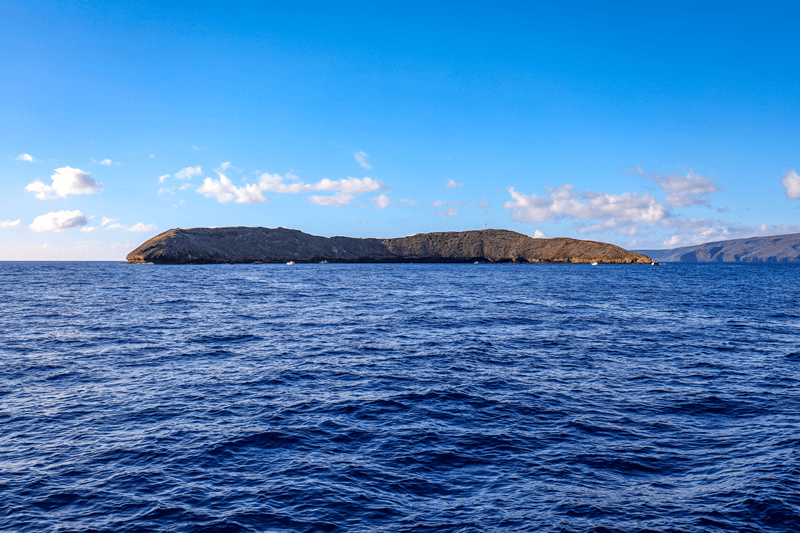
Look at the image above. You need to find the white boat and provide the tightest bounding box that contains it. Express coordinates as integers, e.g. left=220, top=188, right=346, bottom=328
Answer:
left=286, top=261, right=295, bottom=265
left=591, top=262, right=598, bottom=266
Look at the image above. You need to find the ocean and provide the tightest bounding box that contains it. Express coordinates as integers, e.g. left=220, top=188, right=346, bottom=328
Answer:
left=1, top=261, right=799, bottom=532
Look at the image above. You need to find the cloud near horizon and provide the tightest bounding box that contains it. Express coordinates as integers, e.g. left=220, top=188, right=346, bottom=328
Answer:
left=29, top=210, right=91, bottom=232
left=1, top=219, right=21, bottom=228
left=25, top=167, right=103, bottom=200
left=503, top=184, right=668, bottom=230
left=197, top=171, right=384, bottom=206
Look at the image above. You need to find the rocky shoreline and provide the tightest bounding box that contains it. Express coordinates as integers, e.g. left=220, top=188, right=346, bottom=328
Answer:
left=126, top=227, right=653, bottom=265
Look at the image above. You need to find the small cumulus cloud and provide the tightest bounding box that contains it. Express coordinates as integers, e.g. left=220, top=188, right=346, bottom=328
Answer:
left=502, top=184, right=668, bottom=231
left=1, top=219, right=21, bottom=228
left=179, top=183, right=194, bottom=191
left=197, top=172, right=383, bottom=207
left=534, top=229, right=546, bottom=238
left=445, top=179, right=464, bottom=188
left=175, top=166, right=202, bottom=180
left=353, top=151, right=371, bottom=170
left=370, top=194, right=391, bottom=209
left=30, top=210, right=91, bottom=232
left=399, top=198, right=419, bottom=207
left=717, top=207, right=729, bottom=213
left=216, top=162, right=231, bottom=172
left=309, top=192, right=355, bottom=207
left=197, top=172, right=268, bottom=204
left=26, top=167, right=103, bottom=200
left=782, top=168, right=800, bottom=199
left=158, top=174, right=170, bottom=183
left=101, top=217, right=116, bottom=227
left=80, top=226, right=98, bottom=232
left=437, top=208, right=458, bottom=217
left=129, top=222, right=158, bottom=232
left=192, top=145, right=206, bottom=151
left=431, top=199, right=472, bottom=208
left=94, top=158, right=113, bottom=166
left=650, top=168, right=721, bottom=207
left=16, top=153, right=36, bottom=162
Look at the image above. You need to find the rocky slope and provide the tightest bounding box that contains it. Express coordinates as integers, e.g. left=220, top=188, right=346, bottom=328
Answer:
left=635, top=233, right=800, bottom=262
left=127, top=227, right=653, bottom=264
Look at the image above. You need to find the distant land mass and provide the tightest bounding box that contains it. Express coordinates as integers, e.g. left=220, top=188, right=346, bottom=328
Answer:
left=127, top=227, right=653, bottom=265
left=635, top=233, right=800, bottom=262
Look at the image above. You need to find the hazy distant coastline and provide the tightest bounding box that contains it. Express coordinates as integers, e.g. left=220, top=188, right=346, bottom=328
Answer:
left=635, top=233, right=800, bottom=263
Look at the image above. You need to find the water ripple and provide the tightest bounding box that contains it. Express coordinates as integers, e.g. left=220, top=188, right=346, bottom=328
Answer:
left=1, top=262, right=799, bottom=531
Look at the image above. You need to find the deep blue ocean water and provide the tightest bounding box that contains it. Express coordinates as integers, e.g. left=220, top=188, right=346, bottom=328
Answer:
left=1, top=261, right=799, bottom=532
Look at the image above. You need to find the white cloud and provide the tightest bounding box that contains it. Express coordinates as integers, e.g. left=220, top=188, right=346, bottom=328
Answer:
left=503, top=184, right=668, bottom=230
left=399, top=198, right=419, bottom=207
left=179, top=183, right=194, bottom=191
left=648, top=168, right=721, bottom=207
left=158, top=174, right=170, bottom=183
left=782, top=168, right=800, bottom=199
left=445, top=179, right=464, bottom=188
left=353, top=151, right=372, bottom=169
left=105, top=223, right=125, bottom=230
left=309, top=191, right=355, bottom=207
left=94, top=159, right=113, bottom=166
left=197, top=172, right=268, bottom=204
left=370, top=193, right=391, bottom=209
left=101, top=217, right=116, bottom=227
left=197, top=172, right=384, bottom=206
left=437, top=208, right=458, bottom=217
left=175, top=166, right=202, bottom=180
left=16, top=153, right=36, bottom=162
left=534, top=229, right=546, bottom=238
left=149, top=154, right=155, bottom=158
left=312, top=177, right=382, bottom=194
left=192, top=145, right=206, bottom=151
left=129, top=222, right=158, bottom=232
left=1, top=219, right=21, bottom=228
left=217, top=162, right=231, bottom=171
left=30, top=210, right=91, bottom=232
left=25, top=167, right=103, bottom=200
left=431, top=199, right=472, bottom=208
left=158, top=187, right=175, bottom=195
left=659, top=218, right=800, bottom=247
left=81, top=226, right=98, bottom=232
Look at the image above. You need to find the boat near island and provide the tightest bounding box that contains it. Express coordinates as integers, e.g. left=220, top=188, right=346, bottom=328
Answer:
left=286, top=261, right=295, bottom=265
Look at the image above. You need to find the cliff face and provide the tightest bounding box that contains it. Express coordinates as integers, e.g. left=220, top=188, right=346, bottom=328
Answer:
left=635, top=233, right=800, bottom=262
left=126, top=227, right=653, bottom=264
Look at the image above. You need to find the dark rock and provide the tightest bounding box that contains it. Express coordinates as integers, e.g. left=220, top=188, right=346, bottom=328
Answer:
left=126, top=227, right=654, bottom=265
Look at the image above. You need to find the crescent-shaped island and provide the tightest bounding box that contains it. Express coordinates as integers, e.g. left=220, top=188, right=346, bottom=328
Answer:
left=126, top=227, right=654, bottom=265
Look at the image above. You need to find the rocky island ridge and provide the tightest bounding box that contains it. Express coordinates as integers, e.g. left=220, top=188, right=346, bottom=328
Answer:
left=126, top=227, right=653, bottom=265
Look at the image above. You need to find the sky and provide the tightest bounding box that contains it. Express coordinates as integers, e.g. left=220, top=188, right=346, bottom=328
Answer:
left=1, top=0, right=799, bottom=260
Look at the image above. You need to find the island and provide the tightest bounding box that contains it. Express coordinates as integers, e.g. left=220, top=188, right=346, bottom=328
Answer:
left=126, top=227, right=653, bottom=265
left=635, top=232, right=800, bottom=262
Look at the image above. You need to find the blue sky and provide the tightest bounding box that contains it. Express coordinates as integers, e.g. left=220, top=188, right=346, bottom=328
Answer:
left=2, top=0, right=798, bottom=259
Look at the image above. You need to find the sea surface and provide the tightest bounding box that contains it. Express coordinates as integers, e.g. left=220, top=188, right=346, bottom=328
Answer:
left=1, top=261, right=799, bottom=532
